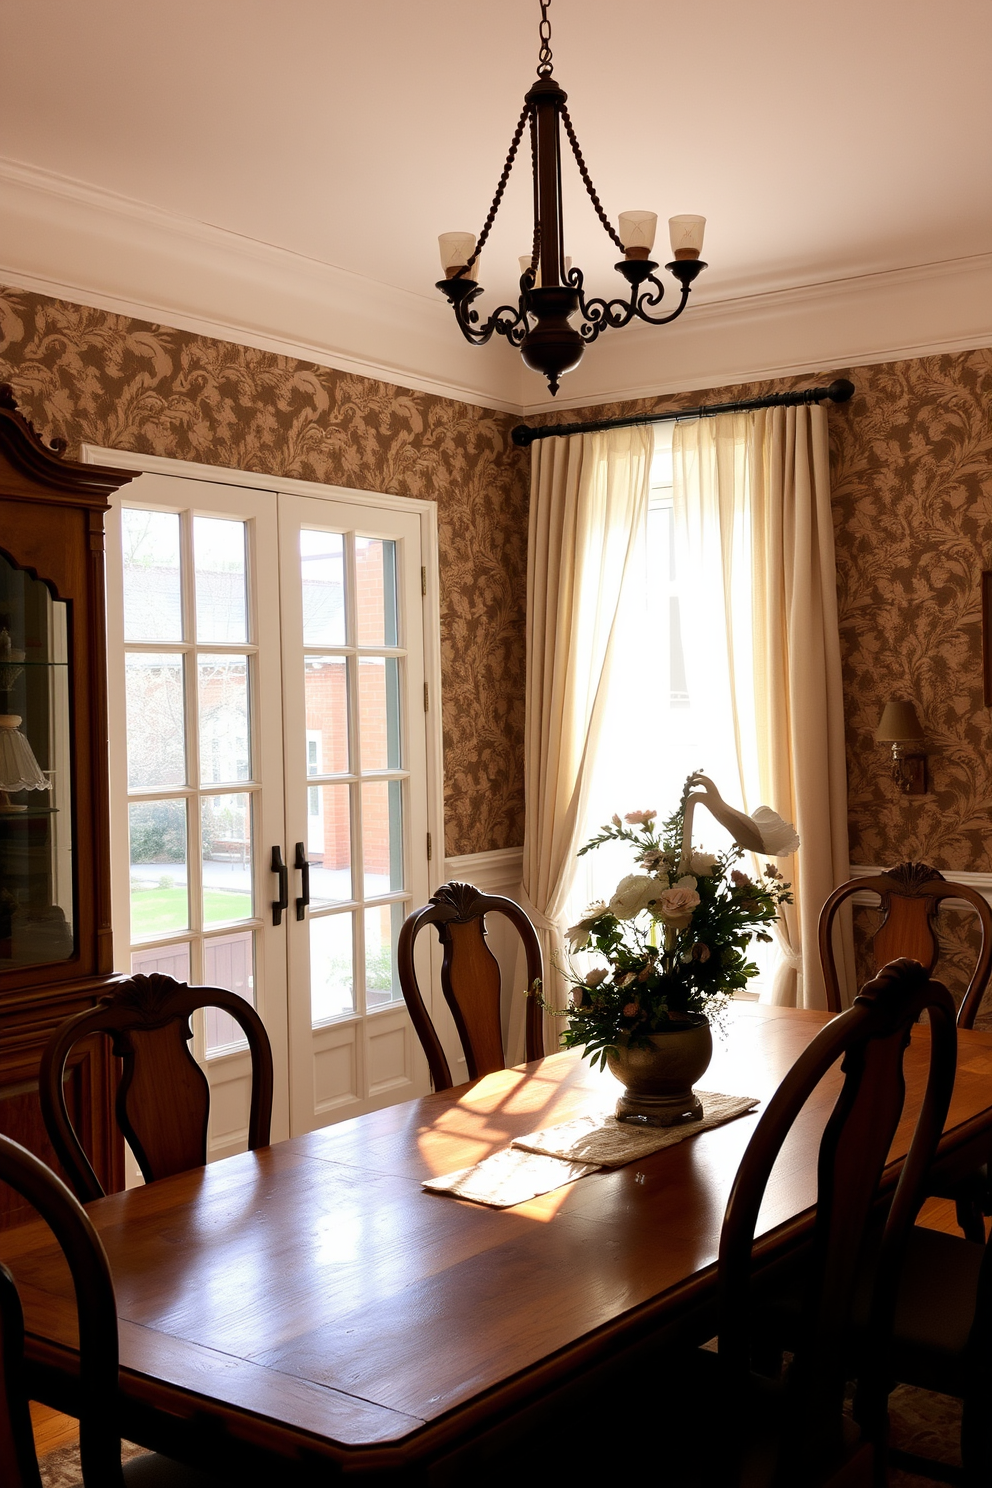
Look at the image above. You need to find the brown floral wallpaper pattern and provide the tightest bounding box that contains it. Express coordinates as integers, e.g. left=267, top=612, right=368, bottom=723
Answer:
left=2, top=283, right=991, bottom=899
left=0, top=286, right=530, bottom=857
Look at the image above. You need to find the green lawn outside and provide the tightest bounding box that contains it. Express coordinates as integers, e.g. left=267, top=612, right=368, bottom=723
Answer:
left=130, top=886, right=252, bottom=937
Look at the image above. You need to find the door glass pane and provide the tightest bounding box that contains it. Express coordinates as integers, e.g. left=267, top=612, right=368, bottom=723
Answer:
left=310, top=912, right=354, bottom=1024
left=129, top=799, right=188, bottom=937
left=204, top=929, right=254, bottom=1054
left=126, top=653, right=185, bottom=789
left=199, top=656, right=250, bottom=784
left=301, top=531, right=345, bottom=645
left=358, top=657, right=401, bottom=770
left=304, top=657, right=348, bottom=773
left=194, top=517, right=247, bottom=644
left=361, top=780, right=403, bottom=896
left=365, top=902, right=404, bottom=1009
left=122, top=510, right=182, bottom=641
left=131, top=942, right=191, bottom=981
left=306, top=783, right=352, bottom=907
left=355, top=537, right=398, bottom=647
left=201, top=794, right=253, bottom=925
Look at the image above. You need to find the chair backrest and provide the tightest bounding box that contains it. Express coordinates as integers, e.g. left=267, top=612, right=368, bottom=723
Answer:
left=40, top=974, right=274, bottom=1203
left=718, top=957, right=957, bottom=1484
left=0, top=1135, right=125, bottom=1488
left=397, top=882, right=544, bottom=1091
left=819, top=861, right=992, bottom=1025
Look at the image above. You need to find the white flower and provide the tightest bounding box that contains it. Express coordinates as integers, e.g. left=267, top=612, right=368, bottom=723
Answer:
left=689, top=851, right=720, bottom=877
left=674, top=874, right=698, bottom=891
left=584, top=967, right=609, bottom=987
left=608, top=874, right=662, bottom=920
left=750, top=806, right=800, bottom=856
left=565, top=922, right=592, bottom=952
left=651, top=886, right=700, bottom=929
left=564, top=901, right=609, bottom=952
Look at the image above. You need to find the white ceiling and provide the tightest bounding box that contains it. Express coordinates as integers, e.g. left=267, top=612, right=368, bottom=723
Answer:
left=1, top=0, right=990, bottom=411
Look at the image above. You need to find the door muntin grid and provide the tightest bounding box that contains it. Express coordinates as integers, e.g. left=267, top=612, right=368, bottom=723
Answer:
left=300, top=529, right=409, bottom=1027
left=121, top=507, right=261, bottom=1054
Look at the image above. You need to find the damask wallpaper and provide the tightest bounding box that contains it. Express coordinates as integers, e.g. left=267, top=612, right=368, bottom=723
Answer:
left=0, top=286, right=530, bottom=857
left=2, top=283, right=991, bottom=899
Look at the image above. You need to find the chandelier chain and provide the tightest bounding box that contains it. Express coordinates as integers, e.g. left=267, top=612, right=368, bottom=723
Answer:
left=560, top=103, right=625, bottom=253
left=528, top=112, right=541, bottom=273
left=465, top=100, right=533, bottom=271
left=537, top=0, right=553, bottom=75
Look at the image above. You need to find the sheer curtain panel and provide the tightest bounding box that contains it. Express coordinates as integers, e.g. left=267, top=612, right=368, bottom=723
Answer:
left=517, top=427, right=652, bottom=1055
left=673, top=405, right=854, bottom=1009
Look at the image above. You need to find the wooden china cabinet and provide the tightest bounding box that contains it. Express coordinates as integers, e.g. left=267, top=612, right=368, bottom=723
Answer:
left=0, top=387, right=133, bottom=1225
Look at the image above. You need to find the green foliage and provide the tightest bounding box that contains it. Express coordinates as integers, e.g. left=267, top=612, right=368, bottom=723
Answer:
left=129, top=800, right=186, bottom=863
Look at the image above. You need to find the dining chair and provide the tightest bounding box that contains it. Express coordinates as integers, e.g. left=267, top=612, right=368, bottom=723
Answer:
left=818, top=860, right=992, bottom=1025
left=819, top=860, right=992, bottom=1242
left=39, top=973, right=273, bottom=1204
left=675, top=957, right=958, bottom=1486
left=0, top=1134, right=218, bottom=1486
left=883, top=1185, right=992, bottom=1484
left=397, top=880, right=543, bottom=1091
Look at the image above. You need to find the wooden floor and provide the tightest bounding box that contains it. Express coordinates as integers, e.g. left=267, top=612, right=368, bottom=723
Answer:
left=31, top=1400, right=79, bottom=1456
left=28, top=1197, right=986, bottom=1464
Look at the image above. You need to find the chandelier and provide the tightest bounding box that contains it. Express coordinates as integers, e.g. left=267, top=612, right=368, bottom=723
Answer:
left=436, top=0, right=707, bottom=396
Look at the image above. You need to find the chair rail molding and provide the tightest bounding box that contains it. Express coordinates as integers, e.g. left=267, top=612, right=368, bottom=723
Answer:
left=848, top=863, right=992, bottom=909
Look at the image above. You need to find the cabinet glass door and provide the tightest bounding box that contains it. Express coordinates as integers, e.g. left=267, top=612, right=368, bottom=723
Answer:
left=0, top=553, right=73, bottom=969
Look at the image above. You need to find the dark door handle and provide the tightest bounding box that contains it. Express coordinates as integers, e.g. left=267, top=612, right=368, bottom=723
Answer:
left=295, top=841, right=310, bottom=921
left=271, top=846, right=289, bottom=926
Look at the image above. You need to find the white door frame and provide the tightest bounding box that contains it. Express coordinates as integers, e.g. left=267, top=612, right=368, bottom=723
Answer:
left=84, top=444, right=451, bottom=1115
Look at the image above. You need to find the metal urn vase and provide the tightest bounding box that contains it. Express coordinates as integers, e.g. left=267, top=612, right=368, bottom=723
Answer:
left=606, top=1018, right=712, bottom=1126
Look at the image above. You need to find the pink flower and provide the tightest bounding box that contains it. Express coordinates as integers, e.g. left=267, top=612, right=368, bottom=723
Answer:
left=622, top=1002, right=639, bottom=1018
left=731, top=870, right=752, bottom=887
left=652, top=886, right=700, bottom=929
left=624, top=809, right=657, bottom=825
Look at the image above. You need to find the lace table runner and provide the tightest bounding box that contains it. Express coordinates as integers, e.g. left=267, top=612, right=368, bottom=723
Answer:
left=511, top=1090, right=760, bottom=1167
left=423, top=1090, right=759, bottom=1207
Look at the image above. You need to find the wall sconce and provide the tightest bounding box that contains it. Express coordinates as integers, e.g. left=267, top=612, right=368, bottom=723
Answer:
left=875, top=700, right=927, bottom=795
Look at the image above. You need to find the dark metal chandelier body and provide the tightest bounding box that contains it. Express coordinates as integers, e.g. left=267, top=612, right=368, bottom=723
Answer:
left=436, top=1, right=707, bottom=396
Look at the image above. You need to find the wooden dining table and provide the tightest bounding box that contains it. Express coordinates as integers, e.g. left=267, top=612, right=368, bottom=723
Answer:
left=5, top=1001, right=992, bottom=1483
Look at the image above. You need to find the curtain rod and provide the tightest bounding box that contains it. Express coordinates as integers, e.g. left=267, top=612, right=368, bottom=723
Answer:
left=510, top=378, right=855, bottom=448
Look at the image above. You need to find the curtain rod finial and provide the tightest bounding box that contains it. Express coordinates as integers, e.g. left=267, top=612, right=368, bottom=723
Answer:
left=826, top=378, right=855, bottom=404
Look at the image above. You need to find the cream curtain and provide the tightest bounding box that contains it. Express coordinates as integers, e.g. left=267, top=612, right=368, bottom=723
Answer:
left=673, top=405, right=854, bottom=1010
left=515, top=426, right=653, bottom=1055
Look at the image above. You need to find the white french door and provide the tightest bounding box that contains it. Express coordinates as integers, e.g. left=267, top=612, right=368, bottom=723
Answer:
left=103, top=466, right=436, bottom=1161
left=279, top=494, right=430, bottom=1135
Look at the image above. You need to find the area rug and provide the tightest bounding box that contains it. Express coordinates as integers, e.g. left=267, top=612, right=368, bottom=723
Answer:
left=38, top=1439, right=148, bottom=1487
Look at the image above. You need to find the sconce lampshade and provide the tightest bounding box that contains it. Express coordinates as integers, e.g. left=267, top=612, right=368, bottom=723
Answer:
left=875, top=700, right=925, bottom=743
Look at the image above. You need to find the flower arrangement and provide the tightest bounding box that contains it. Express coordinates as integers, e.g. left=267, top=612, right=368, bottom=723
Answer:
left=551, top=773, right=795, bottom=1069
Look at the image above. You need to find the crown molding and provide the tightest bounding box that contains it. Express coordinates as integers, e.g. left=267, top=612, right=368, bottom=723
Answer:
left=0, top=156, right=989, bottom=419
left=522, top=254, right=992, bottom=413
left=0, top=156, right=524, bottom=414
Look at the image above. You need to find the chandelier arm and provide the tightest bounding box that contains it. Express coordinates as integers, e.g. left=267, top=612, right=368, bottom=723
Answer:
left=559, top=102, right=625, bottom=254
left=576, top=275, right=693, bottom=342
left=631, top=276, right=693, bottom=326
left=458, top=102, right=533, bottom=277
left=451, top=290, right=530, bottom=348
